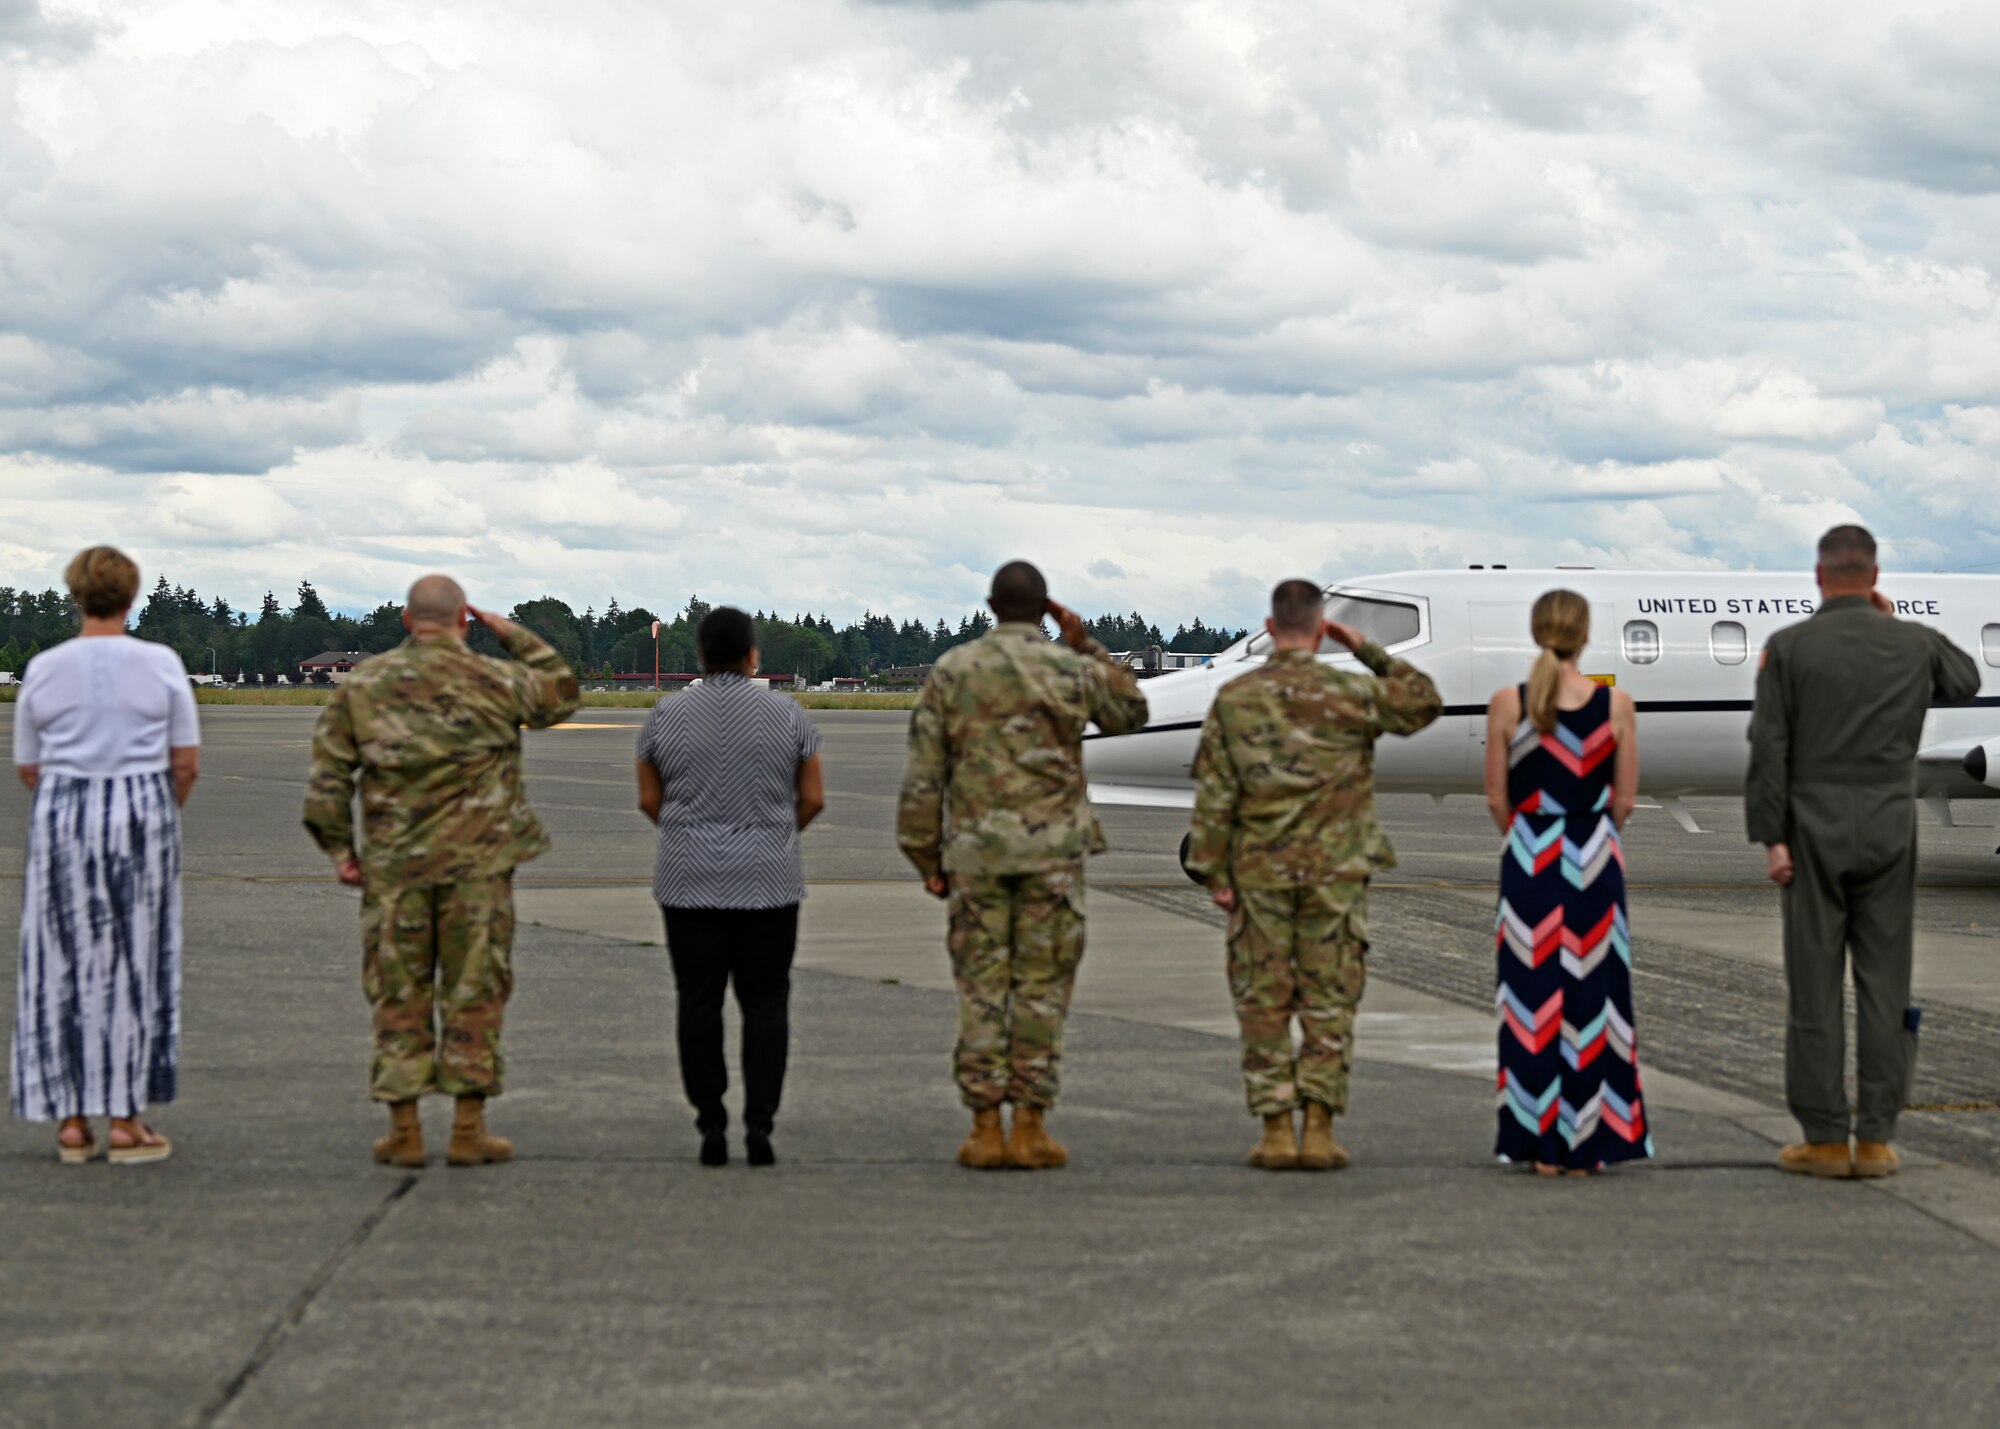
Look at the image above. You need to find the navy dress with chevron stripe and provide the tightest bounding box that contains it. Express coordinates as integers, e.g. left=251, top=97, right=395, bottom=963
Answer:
left=1495, top=682, right=1653, bottom=1168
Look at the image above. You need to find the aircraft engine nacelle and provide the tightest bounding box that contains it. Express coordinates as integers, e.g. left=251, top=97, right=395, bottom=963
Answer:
left=1965, top=740, right=2000, bottom=791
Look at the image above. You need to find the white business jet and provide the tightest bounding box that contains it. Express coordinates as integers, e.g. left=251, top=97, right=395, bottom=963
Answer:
left=1084, top=568, right=2000, bottom=855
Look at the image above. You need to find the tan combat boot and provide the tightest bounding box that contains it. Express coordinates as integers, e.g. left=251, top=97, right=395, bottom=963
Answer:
left=1004, top=1106, right=1068, bottom=1169
left=447, top=1095, right=514, bottom=1167
left=956, top=1108, right=1006, bottom=1169
left=1852, top=1142, right=1900, bottom=1178
left=1247, top=1113, right=1300, bottom=1170
left=1777, top=1141, right=1852, bottom=1178
left=373, top=1099, right=426, bottom=1168
left=1298, top=1102, right=1349, bottom=1171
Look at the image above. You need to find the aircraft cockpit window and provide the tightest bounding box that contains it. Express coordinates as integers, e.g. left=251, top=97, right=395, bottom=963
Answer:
left=1708, top=621, right=1747, bottom=666
left=1240, top=592, right=1426, bottom=660
left=1984, top=623, right=2000, bottom=668
left=1319, top=595, right=1423, bottom=652
left=1622, top=620, right=1661, bottom=665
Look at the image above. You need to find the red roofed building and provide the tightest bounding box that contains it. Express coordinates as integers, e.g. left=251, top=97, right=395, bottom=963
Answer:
left=300, top=651, right=372, bottom=681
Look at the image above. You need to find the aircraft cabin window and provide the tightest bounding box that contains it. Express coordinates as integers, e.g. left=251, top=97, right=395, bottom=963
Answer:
left=1622, top=620, right=1661, bottom=665
left=1709, top=621, right=1747, bottom=666
left=1320, top=595, right=1422, bottom=651
left=1985, top=623, right=2000, bottom=668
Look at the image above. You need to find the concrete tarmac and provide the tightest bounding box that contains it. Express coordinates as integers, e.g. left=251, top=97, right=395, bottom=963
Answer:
left=2, top=706, right=1999, bottom=1427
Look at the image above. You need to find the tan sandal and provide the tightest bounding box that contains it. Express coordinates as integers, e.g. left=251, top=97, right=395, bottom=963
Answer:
left=108, top=1122, right=172, bottom=1166
left=58, top=1122, right=99, bottom=1165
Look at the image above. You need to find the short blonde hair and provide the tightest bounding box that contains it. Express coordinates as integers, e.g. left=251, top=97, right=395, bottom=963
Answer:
left=64, top=546, right=141, bottom=619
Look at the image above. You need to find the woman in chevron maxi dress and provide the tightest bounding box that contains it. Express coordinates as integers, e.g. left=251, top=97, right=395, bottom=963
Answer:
left=1484, top=590, right=1653, bottom=1175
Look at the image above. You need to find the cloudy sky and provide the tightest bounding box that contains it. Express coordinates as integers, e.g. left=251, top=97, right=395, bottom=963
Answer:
left=2, top=0, right=1997, bottom=623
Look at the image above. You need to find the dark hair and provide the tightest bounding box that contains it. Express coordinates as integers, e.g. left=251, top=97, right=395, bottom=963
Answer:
left=1818, top=524, right=1877, bottom=580
left=1269, top=578, right=1322, bottom=637
left=697, top=606, right=756, bottom=672
left=988, top=560, right=1049, bottom=624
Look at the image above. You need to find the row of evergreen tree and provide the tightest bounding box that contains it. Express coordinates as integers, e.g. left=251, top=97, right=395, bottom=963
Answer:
left=0, top=580, right=1247, bottom=683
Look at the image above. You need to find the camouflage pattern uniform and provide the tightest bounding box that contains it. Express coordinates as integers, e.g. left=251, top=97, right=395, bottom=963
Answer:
left=1186, top=643, right=1441, bottom=1117
left=303, top=626, right=580, bottom=1102
left=896, top=624, right=1148, bottom=1109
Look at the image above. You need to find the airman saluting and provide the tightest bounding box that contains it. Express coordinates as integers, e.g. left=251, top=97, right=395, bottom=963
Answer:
left=896, top=561, right=1149, bottom=1169
left=303, top=575, right=580, bottom=1167
left=1748, top=526, right=1980, bottom=1179
left=1186, top=580, right=1442, bottom=1170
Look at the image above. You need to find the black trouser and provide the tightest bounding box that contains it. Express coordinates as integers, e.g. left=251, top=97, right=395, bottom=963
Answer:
left=662, top=905, right=798, bottom=1136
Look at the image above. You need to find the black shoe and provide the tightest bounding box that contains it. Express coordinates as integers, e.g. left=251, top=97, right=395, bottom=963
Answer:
left=746, top=1130, right=775, bottom=1167
left=699, top=1132, right=728, bottom=1167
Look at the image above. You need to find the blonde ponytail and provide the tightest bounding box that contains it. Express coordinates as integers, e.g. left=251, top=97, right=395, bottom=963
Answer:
left=1526, top=646, right=1565, bottom=735
left=1525, top=589, right=1590, bottom=734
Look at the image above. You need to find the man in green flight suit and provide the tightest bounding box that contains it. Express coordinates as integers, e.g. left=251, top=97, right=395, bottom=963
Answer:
left=1186, top=579, right=1442, bottom=1171
left=304, top=574, right=580, bottom=1168
left=896, top=560, right=1149, bottom=1170
left=1748, top=525, right=1980, bottom=1180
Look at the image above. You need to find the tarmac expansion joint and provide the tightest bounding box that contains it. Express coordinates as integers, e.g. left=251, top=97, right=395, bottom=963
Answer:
left=182, top=1172, right=421, bottom=1429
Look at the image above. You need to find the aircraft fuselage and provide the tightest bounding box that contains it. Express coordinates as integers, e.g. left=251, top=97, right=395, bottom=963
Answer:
left=1084, top=568, right=2000, bottom=807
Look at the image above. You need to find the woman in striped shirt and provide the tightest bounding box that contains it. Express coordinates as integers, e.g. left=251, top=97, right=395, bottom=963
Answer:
left=635, top=607, right=824, bottom=1167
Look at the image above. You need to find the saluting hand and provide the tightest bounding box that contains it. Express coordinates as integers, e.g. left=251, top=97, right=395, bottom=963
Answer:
left=1868, top=590, right=1895, bottom=617
left=1044, top=599, right=1090, bottom=651
left=468, top=605, right=516, bottom=640
left=1319, top=618, right=1365, bottom=651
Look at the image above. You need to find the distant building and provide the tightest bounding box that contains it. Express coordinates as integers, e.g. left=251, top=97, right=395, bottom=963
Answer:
left=1111, top=649, right=1216, bottom=676
left=300, top=651, right=372, bottom=682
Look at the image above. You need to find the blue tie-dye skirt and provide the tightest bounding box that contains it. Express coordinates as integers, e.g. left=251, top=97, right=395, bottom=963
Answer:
left=11, top=772, right=183, bottom=1121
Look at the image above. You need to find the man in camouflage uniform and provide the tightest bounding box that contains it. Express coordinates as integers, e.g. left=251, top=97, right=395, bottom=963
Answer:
left=1186, top=579, right=1441, bottom=1171
left=303, top=574, right=579, bottom=1167
left=896, top=560, right=1149, bottom=1170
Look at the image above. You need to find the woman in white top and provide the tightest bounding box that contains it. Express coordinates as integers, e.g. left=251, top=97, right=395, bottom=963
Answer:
left=11, top=547, right=200, bottom=1165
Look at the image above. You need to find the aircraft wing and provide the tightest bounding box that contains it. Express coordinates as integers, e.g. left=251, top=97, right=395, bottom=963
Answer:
left=1088, top=782, right=1197, bottom=810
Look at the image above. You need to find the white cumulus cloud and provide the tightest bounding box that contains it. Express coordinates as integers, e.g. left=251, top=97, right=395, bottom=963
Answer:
left=1, top=0, right=1997, bottom=621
